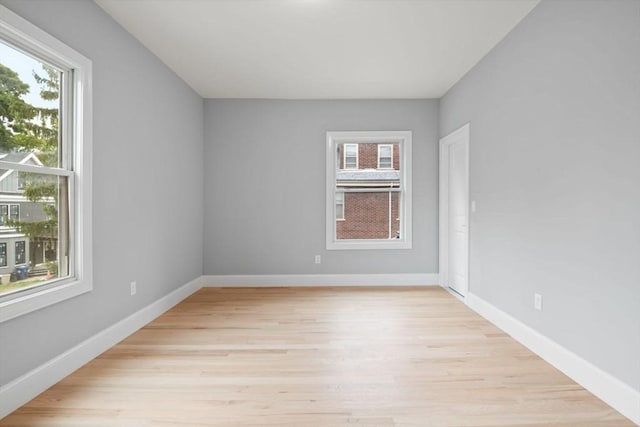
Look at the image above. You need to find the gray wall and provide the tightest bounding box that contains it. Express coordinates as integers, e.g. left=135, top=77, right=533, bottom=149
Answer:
left=440, top=0, right=640, bottom=390
left=0, top=0, right=204, bottom=386
left=204, top=100, right=439, bottom=275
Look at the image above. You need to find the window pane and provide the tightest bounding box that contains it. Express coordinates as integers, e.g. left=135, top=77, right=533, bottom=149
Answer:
left=336, top=191, right=400, bottom=240
left=0, top=173, right=69, bottom=297
left=0, top=40, right=69, bottom=298
left=0, top=41, right=61, bottom=168
left=336, top=141, right=401, bottom=240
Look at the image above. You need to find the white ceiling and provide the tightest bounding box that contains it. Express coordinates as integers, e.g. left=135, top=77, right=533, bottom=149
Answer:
left=95, top=0, right=539, bottom=99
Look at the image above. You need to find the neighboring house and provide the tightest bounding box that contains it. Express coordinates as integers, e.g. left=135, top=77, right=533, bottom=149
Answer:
left=336, top=143, right=401, bottom=240
left=0, top=152, right=56, bottom=275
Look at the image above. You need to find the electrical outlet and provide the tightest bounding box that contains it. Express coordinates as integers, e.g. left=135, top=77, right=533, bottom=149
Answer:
left=314, top=255, right=321, bottom=264
left=534, top=293, right=542, bottom=311
left=130, top=281, right=137, bottom=296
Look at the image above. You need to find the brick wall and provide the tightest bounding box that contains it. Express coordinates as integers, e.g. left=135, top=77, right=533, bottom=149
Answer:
left=336, top=142, right=401, bottom=240
left=338, top=143, right=400, bottom=169
left=337, top=191, right=400, bottom=239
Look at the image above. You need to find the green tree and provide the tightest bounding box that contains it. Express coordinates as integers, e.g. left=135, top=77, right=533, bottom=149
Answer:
left=0, top=63, right=34, bottom=151
left=1, top=60, right=60, bottom=269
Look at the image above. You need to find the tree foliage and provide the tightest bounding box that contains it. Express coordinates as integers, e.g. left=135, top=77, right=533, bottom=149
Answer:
left=1, top=59, right=60, bottom=257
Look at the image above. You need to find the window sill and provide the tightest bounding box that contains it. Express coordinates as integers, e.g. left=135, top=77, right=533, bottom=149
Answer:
left=0, top=279, right=92, bottom=323
left=327, top=239, right=412, bottom=250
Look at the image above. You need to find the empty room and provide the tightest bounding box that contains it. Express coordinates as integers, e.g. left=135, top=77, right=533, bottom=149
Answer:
left=0, top=0, right=638, bottom=425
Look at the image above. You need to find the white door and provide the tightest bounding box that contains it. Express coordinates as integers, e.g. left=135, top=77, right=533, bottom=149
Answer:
left=439, top=124, right=469, bottom=297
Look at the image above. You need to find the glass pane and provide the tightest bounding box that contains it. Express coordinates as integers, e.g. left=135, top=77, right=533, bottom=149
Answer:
left=0, top=173, right=69, bottom=297
left=0, top=41, right=61, bottom=168
left=335, top=141, right=401, bottom=240
left=336, top=191, right=401, bottom=240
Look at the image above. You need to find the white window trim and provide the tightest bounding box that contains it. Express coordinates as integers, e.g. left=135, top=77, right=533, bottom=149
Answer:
left=326, top=131, right=412, bottom=250
left=377, top=144, right=393, bottom=169
left=0, top=5, right=93, bottom=323
left=343, top=143, right=358, bottom=169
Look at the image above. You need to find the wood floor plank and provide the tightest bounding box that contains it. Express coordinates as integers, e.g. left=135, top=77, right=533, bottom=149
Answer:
left=1, top=287, right=634, bottom=426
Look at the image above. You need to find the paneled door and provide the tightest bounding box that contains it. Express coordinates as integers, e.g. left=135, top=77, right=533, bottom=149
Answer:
left=439, top=124, right=469, bottom=297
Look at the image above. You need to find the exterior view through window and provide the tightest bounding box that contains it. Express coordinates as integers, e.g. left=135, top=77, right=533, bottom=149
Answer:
left=337, top=142, right=401, bottom=239
left=326, top=131, right=412, bottom=250
left=0, top=41, right=68, bottom=297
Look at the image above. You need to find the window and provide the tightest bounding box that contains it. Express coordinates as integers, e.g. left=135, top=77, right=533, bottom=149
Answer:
left=0, top=5, right=93, bottom=322
left=336, top=191, right=345, bottom=220
left=343, top=143, right=358, bottom=169
left=15, top=241, right=26, bottom=265
left=17, top=172, right=26, bottom=190
left=0, top=243, right=6, bottom=267
left=326, top=131, right=412, bottom=250
left=0, top=204, right=7, bottom=225
left=378, top=144, right=393, bottom=169
left=9, top=204, right=19, bottom=221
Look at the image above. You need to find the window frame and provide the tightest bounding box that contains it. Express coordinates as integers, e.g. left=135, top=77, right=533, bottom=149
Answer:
left=0, top=5, right=93, bottom=323
left=326, top=131, right=412, bottom=250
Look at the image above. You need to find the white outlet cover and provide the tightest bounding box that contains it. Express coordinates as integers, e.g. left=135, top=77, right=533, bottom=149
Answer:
left=534, top=293, right=542, bottom=311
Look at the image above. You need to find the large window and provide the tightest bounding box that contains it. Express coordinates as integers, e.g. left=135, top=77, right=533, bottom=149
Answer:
left=326, top=131, right=412, bottom=250
left=0, top=5, right=92, bottom=322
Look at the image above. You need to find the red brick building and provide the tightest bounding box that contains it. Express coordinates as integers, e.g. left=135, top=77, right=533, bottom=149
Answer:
left=336, top=142, right=401, bottom=240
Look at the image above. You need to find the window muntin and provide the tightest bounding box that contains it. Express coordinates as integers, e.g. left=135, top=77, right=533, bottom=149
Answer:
left=0, top=5, right=93, bottom=322
left=343, top=143, right=358, bottom=169
left=326, top=131, right=412, bottom=250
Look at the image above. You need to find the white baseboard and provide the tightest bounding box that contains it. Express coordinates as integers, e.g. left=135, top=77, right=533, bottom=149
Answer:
left=466, top=292, right=640, bottom=425
left=202, top=273, right=439, bottom=287
left=0, top=276, right=203, bottom=420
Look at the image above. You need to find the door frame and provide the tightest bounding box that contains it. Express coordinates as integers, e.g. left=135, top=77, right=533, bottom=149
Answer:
left=439, top=123, right=470, bottom=298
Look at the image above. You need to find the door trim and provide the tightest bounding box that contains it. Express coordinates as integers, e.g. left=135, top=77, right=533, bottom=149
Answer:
left=439, top=123, right=470, bottom=297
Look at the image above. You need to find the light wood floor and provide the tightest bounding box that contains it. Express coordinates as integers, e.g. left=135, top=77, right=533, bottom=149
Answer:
left=1, top=287, right=634, bottom=426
